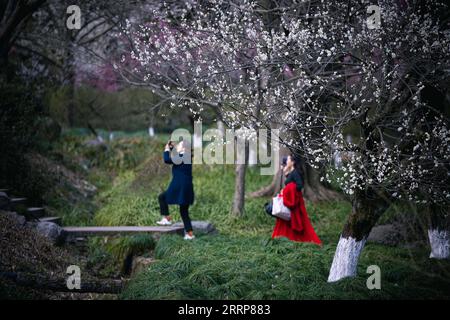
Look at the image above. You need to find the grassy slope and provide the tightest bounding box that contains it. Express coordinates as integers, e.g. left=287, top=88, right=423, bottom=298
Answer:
left=56, top=133, right=450, bottom=299
left=119, top=165, right=450, bottom=299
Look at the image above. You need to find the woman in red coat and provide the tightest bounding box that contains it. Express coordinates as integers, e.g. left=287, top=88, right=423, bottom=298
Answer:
left=272, top=155, right=322, bottom=245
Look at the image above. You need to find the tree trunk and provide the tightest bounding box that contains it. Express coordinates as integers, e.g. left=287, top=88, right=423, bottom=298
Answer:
left=232, top=163, right=247, bottom=216
left=64, top=36, right=76, bottom=127
left=66, top=63, right=76, bottom=126
left=232, top=135, right=250, bottom=216
left=248, top=146, right=289, bottom=198
left=232, top=59, right=265, bottom=215
left=328, top=188, right=388, bottom=282
left=249, top=158, right=342, bottom=202
left=248, top=168, right=285, bottom=198
left=302, top=163, right=342, bottom=202
left=427, top=204, right=450, bottom=259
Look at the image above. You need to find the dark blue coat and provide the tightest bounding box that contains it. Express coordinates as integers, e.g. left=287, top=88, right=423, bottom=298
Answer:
left=163, top=151, right=194, bottom=205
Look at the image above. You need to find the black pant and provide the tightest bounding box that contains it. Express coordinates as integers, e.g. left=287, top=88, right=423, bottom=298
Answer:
left=158, top=192, right=193, bottom=232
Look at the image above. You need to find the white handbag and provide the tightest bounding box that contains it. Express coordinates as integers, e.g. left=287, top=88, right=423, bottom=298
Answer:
left=272, top=195, right=291, bottom=221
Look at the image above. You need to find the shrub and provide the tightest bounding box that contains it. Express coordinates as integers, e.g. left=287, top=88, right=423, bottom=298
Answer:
left=0, top=82, right=49, bottom=204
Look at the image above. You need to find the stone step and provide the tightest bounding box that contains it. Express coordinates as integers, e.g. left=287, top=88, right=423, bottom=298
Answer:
left=0, top=189, right=9, bottom=194
left=172, top=221, right=217, bottom=235
left=39, top=216, right=62, bottom=226
left=27, top=207, right=46, bottom=218
left=10, top=197, right=27, bottom=203
left=62, top=226, right=184, bottom=238
left=9, top=198, right=27, bottom=211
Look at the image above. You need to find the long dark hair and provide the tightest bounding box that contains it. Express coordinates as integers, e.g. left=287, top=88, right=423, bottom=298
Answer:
left=288, top=153, right=305, bottom=179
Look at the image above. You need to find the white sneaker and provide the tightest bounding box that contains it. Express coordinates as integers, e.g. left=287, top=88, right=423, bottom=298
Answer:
left=184, top=234, right=196, bottom=240
left=156, top=217, right=173, bottom=226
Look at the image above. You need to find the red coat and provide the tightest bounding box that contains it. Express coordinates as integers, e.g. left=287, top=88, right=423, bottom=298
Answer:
left=272, top=182, right=322, bottom=245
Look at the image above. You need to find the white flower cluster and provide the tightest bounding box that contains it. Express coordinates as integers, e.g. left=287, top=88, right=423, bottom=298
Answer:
left=120, top=0, right=450, bottom=204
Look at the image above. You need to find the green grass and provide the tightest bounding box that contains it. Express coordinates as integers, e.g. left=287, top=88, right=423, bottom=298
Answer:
left=121, top=233, right=450, bottom=299
left=86, top=234, right=157, bottom=276
left=92, top=162, right=449, bottom=300
left=46, top=133, right=168, bottom=226
left=54, top=133, right=450, bottom=299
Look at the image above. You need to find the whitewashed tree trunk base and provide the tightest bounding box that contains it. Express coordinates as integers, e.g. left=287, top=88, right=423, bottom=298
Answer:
left=193, top=134, right=202, bottom=149
left=428, top=229, right=450, bottom=259
left=248, top=147, right=257, bottom=166
left=217, top=121, right=225, bottom=136
left=328, top=236, right=367, bottom=282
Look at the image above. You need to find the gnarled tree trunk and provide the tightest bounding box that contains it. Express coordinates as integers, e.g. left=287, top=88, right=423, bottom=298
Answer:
left=249, top=155, right=342, bottom=202
left=328, top=188, right=388, bottom=282
left=248, top=145, right=289, bottom=198
left=302, top=163, right=342, bottom=202
left=248, top=168, right=285, bottom=198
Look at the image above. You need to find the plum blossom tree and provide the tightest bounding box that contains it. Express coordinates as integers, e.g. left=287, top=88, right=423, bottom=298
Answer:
left=118, top=0, right=340, bottom=215
left=120, top=0, right=450, bottom=281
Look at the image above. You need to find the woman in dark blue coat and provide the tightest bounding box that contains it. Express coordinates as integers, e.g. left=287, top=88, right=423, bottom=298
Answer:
left=156, top=140, right=195, bottom=240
